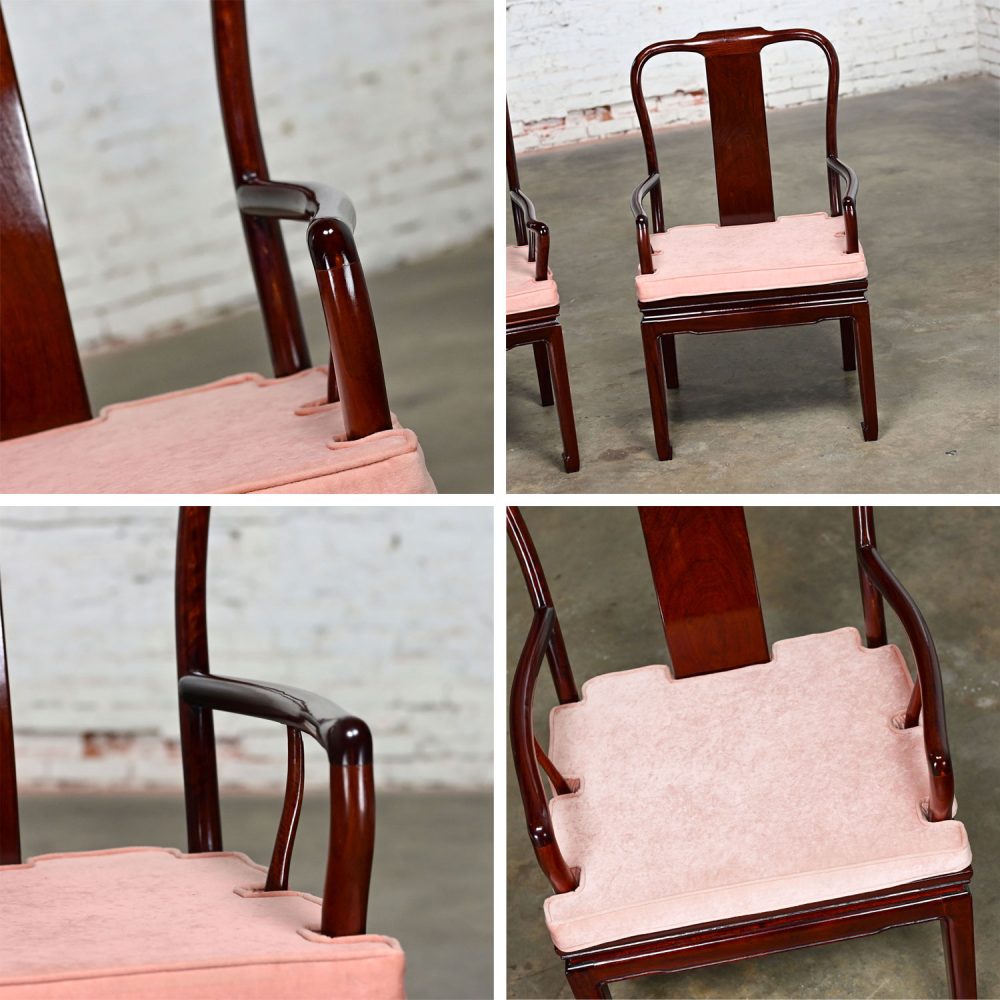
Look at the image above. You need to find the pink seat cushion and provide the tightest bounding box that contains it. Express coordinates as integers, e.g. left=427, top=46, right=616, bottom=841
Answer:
left=506, top=245, right=559, bottom=315
left=635, top=212, right=869, bottom=302
left=0, top=847, right=405, bottom=999
left=0, top=368, right=435, bottom=494
left=543, top=628, right=972, bottom=953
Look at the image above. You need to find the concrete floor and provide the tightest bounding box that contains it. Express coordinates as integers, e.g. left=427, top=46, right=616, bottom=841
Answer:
left=18, top=789, right=492, bottom=999
left=507, top=507, right=999, bottom=997
left=506, top=78, right=1000, bottom=493
left=84, top=235, right=492, bottom=494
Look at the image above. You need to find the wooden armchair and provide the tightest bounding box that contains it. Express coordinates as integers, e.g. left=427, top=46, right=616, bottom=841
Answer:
left=0, top=507, right=404, bottom=999
left=506, top=103, right=580, bottom=474
left=0, top=0, right=434, bottom=494
left=508, top=506, right=976, bottom=999
left=629, top=28, right=878, bottom=460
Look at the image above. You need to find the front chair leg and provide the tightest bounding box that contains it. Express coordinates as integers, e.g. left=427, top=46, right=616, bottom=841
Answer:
left=566, top=967, right=611, bottom=999
left=941, top=893, right=978, bottom=999
left=642, top=327, right=672, bottom=460
left=839, top=317, right=856, bottom=371
left=851, top=304, right=879, bottom=441
left=544, top=324, right=580, bottom=473
left=533, top=342, right=554, bottom=407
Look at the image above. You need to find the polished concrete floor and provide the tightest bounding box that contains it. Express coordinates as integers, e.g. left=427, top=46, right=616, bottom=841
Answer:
left=84, top=235, right=492, bottom=494
left=506, top=78, right=1000, bottom=493
left=506, top=507, right=999, bottom=997
left=18, top=789, right=492, bottom=999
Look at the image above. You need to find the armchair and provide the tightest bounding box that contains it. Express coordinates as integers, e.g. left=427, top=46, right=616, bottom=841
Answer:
left=0, top=0, right=434, bottom=493
left=0, top=507, right=404, bottom=999
left=508, top=506, right=976, bottom=998
left=628, top=27, right=878, bottom=461
left=506, top=103, right=581, bottom=474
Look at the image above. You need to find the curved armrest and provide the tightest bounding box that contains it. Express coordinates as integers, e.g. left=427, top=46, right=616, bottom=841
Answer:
left=179, top=672, right=373, bottom=936
left=853, top=517, right=955, bottom=822
left=510, top=189, right=550, bottom=280
left=826, top=155, right=860, bottom=254
left=510, top=608, right=577, bottom=894
left=630, top=173, right=660, bottom=275
left=235, top=177, right=390, bottom=441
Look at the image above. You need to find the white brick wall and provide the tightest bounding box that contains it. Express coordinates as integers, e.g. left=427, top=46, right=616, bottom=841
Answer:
left=978, top=0, right=1000, bottom=74
left=0, top=507, right=493, bottom=792
left=507, top=0, right=986, bottom=150
left=3, top=0, right=491, bottom=351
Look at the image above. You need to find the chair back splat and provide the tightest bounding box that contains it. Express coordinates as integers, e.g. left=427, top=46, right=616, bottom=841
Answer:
left=630, top=26, right=842, bottom=229
left=0, top=11, right=91, bottom=441
left=0, top=588, right=22, bottom=864
left=638, top=506, right=768, bottom=676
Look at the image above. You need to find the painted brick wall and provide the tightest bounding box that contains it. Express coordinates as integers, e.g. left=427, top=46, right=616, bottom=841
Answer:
left=507, top=0, right=985, bottom=151
left=3, top=0, right=491, bottom=351
left=0, top=507, right=492, bottom=792
left=978, top=0, right=1000, bottom=74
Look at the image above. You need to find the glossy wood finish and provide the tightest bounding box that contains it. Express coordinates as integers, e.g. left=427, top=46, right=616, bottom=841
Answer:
left=509, top=507, right=976, bottom=998
left=507, top=102, right=580, bottom=473
left=0, top=11, right=91, bottom=441
left=629, top=27, right=877, bottom=459
left=0, top=506, right=375, bottom=939
left=265, top=727, right=304, bottom=892
left=638, top=507, right=767, bottom=676
left=0, top=592, right=22, bottom=865
left=211, top=0, right=311, bottom=378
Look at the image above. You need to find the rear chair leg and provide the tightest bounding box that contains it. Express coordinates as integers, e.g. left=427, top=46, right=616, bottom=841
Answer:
left=544, top=324, right=580, bottom=474
left=642, top=327, right=672, bottom=460
left=839, top=317, right=856, bottom=371
left=533, top=342, right=554, bottom=407
left=851, top=305, right=879, bottom=441
left=663, top=334, right=680, bottom=388
left=942, top=893, right=978, bottom=999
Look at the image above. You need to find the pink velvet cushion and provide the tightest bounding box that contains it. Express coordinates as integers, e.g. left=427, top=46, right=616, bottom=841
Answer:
left=506, top=244, right=559, bottom=315
left=0, top=847, right=405, bottom=999
left=544, top=628, right=972, bottom=953
left=0, top=368, right=435, bottom=495
left=635, top=212, right=869, bottom=302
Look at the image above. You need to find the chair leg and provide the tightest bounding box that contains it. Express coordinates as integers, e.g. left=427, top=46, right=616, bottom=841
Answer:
left=942, top=893, right=977, bottom=999
left=663, top=334, right=680, bottom=388
left=544, top=324, right=581, bottom=474
left=532, top=342, right=554, bottom=407
left=839, top=317, right=856, bottom=371
left=566, top=967, right=612, bottom=999
left=851, top=305, right=879, bottom=441
left=642, top=328, right=672, bottom=460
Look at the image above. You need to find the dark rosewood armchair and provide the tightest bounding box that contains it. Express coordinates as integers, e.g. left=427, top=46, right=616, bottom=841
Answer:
left=506, top=103, right=580, bottom=474
left=630, top=28, right=878, bottom=460
left=0, top=1, right=434, bottom=494
left=0, top=508, right=404, bottom=998
left=508, top=507, right=976, bottom=998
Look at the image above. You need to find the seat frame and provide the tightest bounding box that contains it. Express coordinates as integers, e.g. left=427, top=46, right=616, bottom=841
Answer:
left=1, top=507, right=374, bottom=939
left=506, top=104, right=580, bottom=474
left=507, top=506, right=977, bottom=998
left=629, top=27, right=878, bottom=460
left=1, top=0, right=391, bottom=446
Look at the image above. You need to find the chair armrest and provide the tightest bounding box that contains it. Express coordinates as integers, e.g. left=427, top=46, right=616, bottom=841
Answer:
left=826, top=155, right=860, bottom=254
left=852, top=523, right=955, bottom=823
left=510, top=608, right=578, bottom=894
left=179, top=672, right=373, bottom=936
left=236, top=177, right=390, bottom=441
left=630, top=173, right=660, bottom=275
left=510, top=189, right=550, bottom=280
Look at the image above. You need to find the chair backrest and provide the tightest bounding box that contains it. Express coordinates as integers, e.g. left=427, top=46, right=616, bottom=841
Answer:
left=0, top=1, right=319, bottom=441
left=506, top=103, right=527, bottom=246
left=630, top=26, right=841, bottom=229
